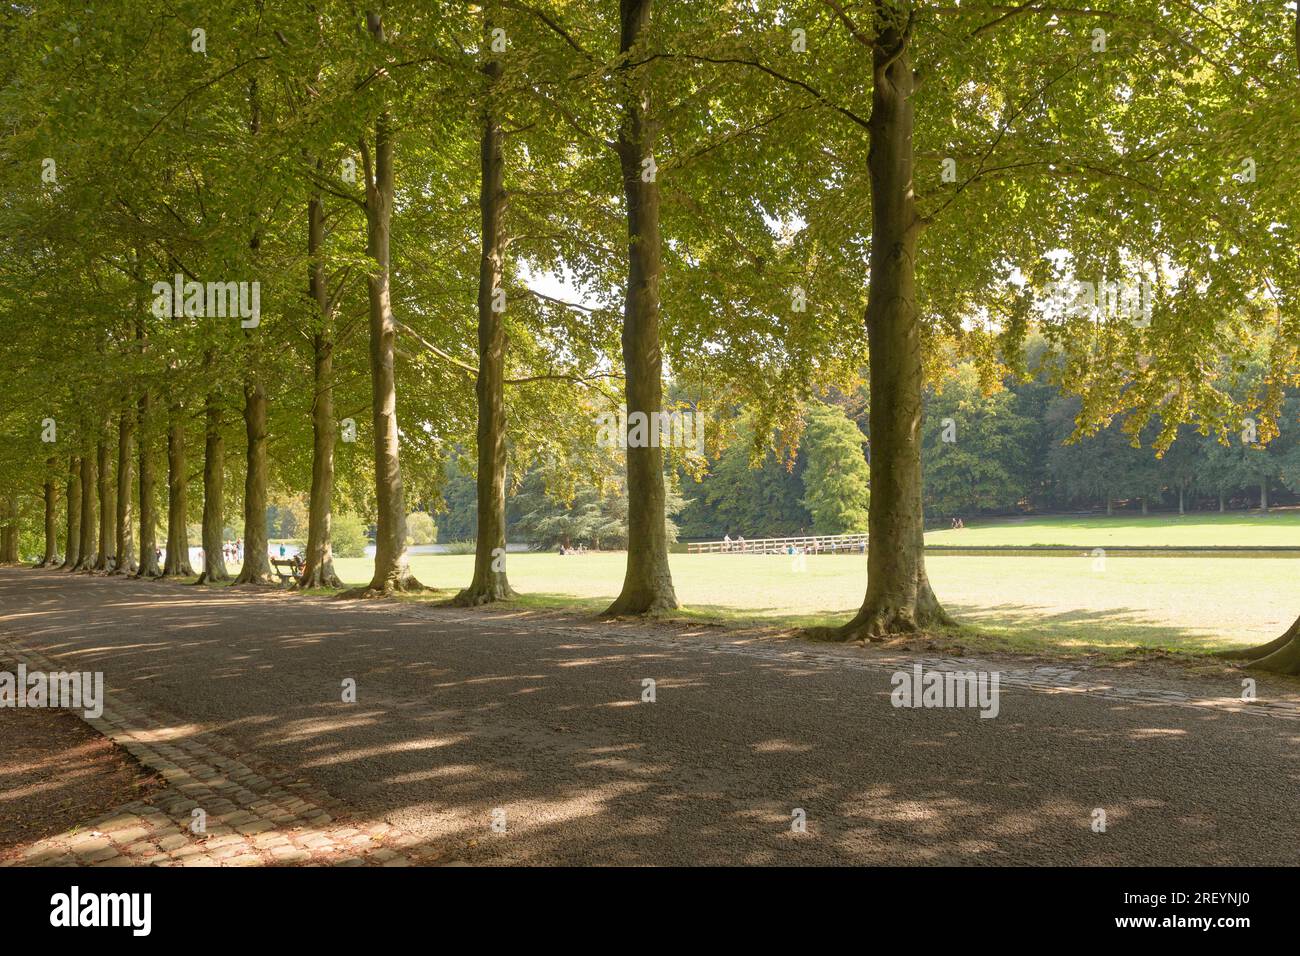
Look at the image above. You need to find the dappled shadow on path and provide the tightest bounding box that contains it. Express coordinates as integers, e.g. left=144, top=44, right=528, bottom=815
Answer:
left=2, top=567, right=1297, bottom=866
left=945, top=601, right=1238, bottom=651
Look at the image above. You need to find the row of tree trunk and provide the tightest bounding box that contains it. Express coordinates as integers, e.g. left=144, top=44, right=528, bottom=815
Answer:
left=24, top=0, right=1299, bottom=674
left=38, top=432, right=135, bottom=574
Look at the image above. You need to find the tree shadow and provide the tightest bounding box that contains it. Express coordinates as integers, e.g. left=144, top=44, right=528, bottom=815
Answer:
left=2, top=567, right=1298, bottom=866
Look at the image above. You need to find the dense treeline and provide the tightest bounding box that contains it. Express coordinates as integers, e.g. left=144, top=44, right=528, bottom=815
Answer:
left=920, top=348, right=1300, bottom=521
left=430, top=342, right=1299, bottom=545
left=1, top=2, right=1297, bottom=668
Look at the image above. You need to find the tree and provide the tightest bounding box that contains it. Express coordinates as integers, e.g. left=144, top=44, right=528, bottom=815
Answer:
left=297, top=170, right=345, bottom=590
left=162, top=395, right=193, bottom=577
left=677, top=421, right=809, bottom=540
left=844, top=1, right=949, bottom=635
left=112, top=410, right=136, bottom=574
left=2, top=0, right=1295, bottom=670
left=347, top=10, right=423, bottom=597
left=331, top=512, right=369, bottom=560
left=38, top=457, right=58, bottom=567
left=75, top=449, right=96, bottom=572
left=196, top=359, right=230, bottom=585
left=922, top=364, right=1034, bottom=518
left=406, top=511, right=437, bottom=546
left=511, top=445, right=682, bottom=552
left=456, top=3, right=516, bottom=606
left=60, top=458, right=81, bottom=571
left=801, top=402, right=870, bottom=533
left=433, top=459, right=479, bottom=542
left=604, top=0, right=678, bottom=615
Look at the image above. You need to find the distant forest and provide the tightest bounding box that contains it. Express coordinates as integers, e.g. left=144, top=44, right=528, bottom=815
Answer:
left=423, top=344, right=1299, bottom=548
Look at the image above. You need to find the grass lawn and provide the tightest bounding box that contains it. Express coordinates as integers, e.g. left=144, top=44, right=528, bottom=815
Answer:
left=922, top=509, right=1300, bottom=548
left=328, top=548, right=1297, bottom=658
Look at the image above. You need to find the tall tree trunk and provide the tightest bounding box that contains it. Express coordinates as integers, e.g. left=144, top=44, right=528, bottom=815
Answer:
left=1260, top=480, right=1269, bottom=512
left=835, top=3, right=948, bottom=639
left=0, top=497, right=17, bottom=563
left=352, top=81, right=422, bottom=597
left=1220, top=613, right=1300, bottom=674
left=1141, top=497, right=1149, bottom=516
left=1106, top=496, right=1114, bottom=516
left=1218, top=491, right=1226, bottom=513
left=197, top=385, right=230, bottom=584
left=1178, top=485, right=1185, bottom=515
left=604, top=0, right=678, bottom=616
left=299, top=187, right=343, bottom=590
left=93, top=433, right=113, bottom=571
left=233, top=75, right=274, bottom=586
left=233, top=382, right=273, bottom=584
left=135, top=391, right=162, bottom=577
left=0, top=498, right=16, bottom=564
left=61, top=456, right=81, bottom=570
left=74, top=452, right=96, bottom=570
left=456, top=32, right=516, bottom=607
left=0, top=507, right=15, bottom=564
left=113, top=411, right=135, bottom=574
left=163, top=400, right=193, bottom=576
left=39, top=457, right=58, bottom=566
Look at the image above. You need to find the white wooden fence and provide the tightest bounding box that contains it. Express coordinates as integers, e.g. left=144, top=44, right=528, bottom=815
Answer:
left=686, top=533, right=868, bottom=555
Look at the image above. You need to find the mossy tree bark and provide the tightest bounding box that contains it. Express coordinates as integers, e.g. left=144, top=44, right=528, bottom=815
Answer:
left=298, top=184, right=343, bottom=591
left=163, top=399, right=193, bottom=577
left=836, top=4, right=950, bottom=640
left=455, top=34, right=516, bottom=607
left=135, top=390, right=162, bottom=578
left=39, top=457, right=58, bottom=566
left=112, top=411, right=135, bottom=574
left=74, top=452, right=96, bottom=571
left=197, top=381, right=230, bottom=584
left=603, top=0, right=678, bottom=617
left=93, top=432, right=113, bottom=571
left=0, top=497, right=18, bottom=563
left=359, top=116, right=420, bottom=595
left=61, top=456, right=81, bottom=570
left=232, top=381, right=274, bottom=584
left=348, top=25, right=422, bottom=599
left=234, top=77, right=275, bottom=587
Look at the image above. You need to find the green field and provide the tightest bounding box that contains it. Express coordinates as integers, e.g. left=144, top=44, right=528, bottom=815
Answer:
left=242, top=514, right=1300, bottom=658
left=329, top=547, right=1296, bottom=657
left=922, top=510, right=1300, bottom=548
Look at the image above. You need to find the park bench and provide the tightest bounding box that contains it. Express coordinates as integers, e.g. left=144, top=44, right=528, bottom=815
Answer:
left=270, top=558, right=300, bottom=585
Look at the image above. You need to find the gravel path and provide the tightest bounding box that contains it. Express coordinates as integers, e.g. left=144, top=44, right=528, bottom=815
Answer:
left=1, top=566, right=1296, bottom=866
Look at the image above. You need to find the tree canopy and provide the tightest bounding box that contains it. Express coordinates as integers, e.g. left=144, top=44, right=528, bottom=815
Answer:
left=1, top=0, right=1297, bottom=666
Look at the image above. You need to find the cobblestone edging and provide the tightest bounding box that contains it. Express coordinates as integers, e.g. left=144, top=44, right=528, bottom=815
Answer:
left=1, top=639, right=450, bottom=868
left=5, top=596, right=1294, bottom=867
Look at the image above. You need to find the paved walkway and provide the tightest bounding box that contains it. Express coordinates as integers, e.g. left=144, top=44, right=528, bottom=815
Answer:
left=1, top=566, right=1298, bottom=865
left=3, top=642, right=443, bottom=868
